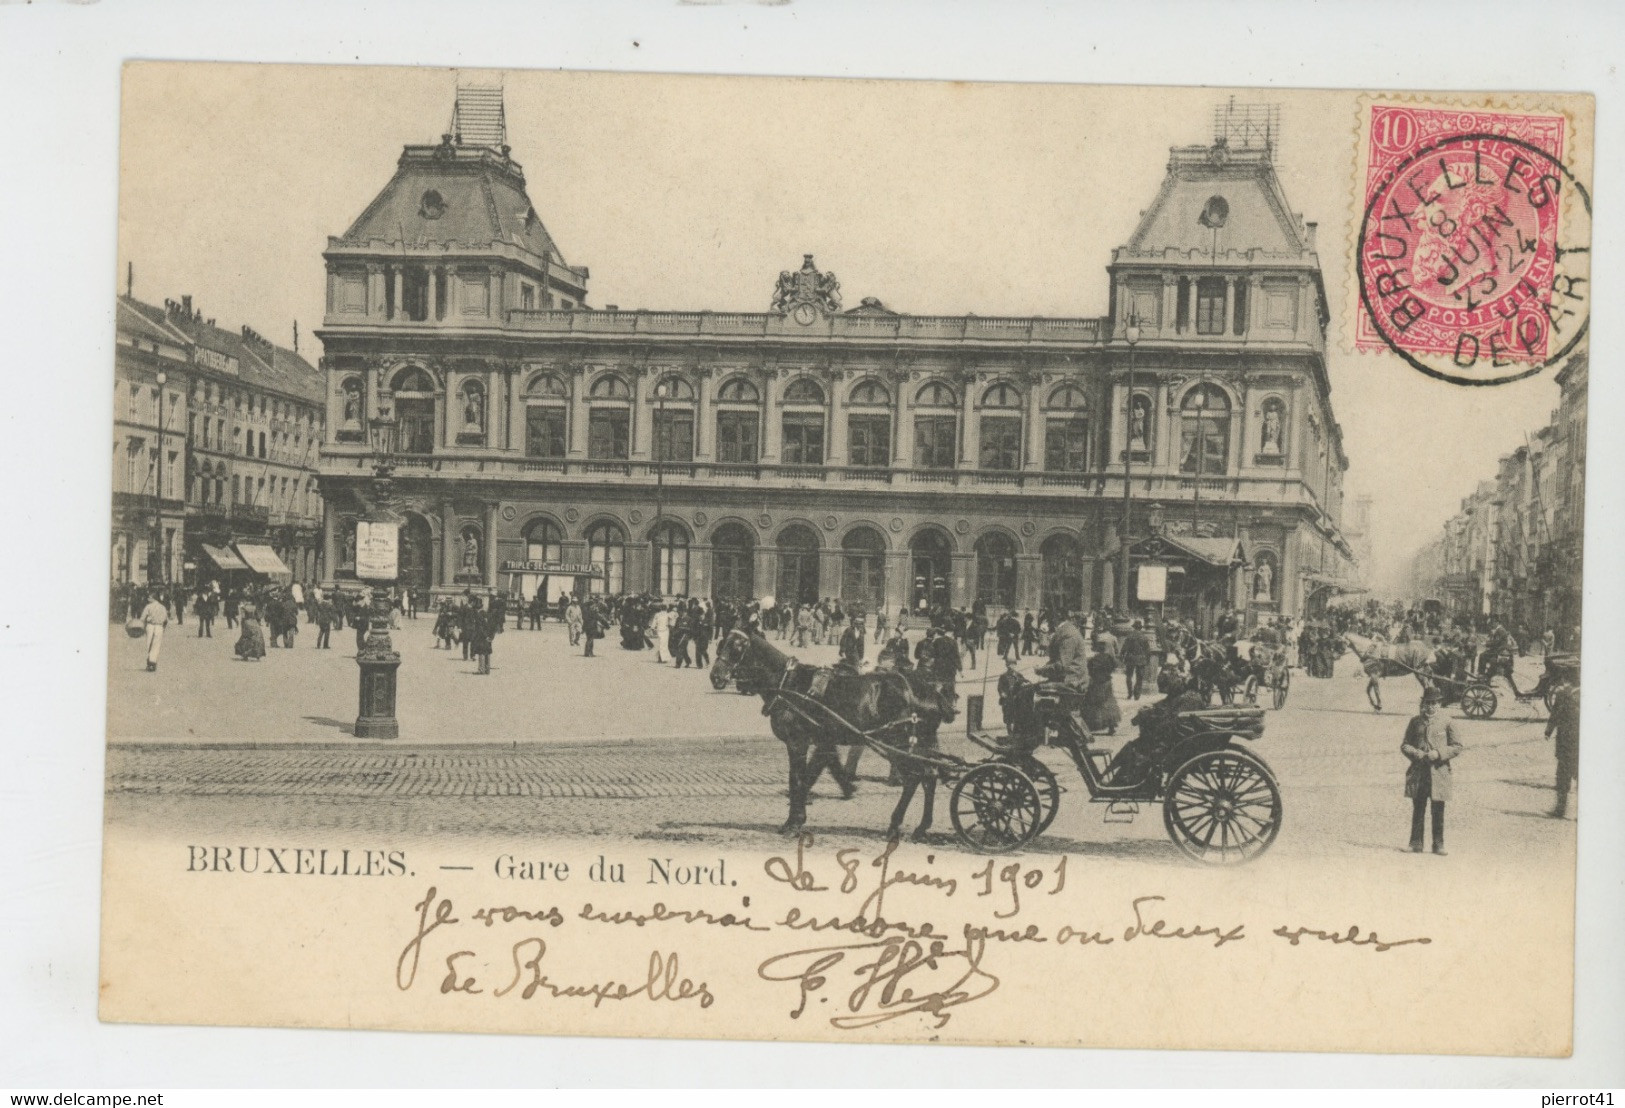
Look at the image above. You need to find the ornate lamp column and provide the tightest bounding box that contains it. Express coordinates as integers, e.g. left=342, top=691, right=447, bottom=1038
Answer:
left=1118, top=314, right=1141, bottom=617
left=355, top=413, right=402, bottom=740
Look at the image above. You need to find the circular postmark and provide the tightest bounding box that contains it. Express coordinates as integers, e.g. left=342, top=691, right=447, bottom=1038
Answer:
left=1358, top=132, right=1590, bottom=386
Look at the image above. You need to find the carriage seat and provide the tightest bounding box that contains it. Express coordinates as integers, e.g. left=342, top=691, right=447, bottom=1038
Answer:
left=1174, top=706, right=1266, bottom=740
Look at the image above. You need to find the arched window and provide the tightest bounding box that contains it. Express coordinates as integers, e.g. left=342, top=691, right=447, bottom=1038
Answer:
left=392, top=367, right=437, bottom=454
left=524, top=518, right=564, bottom=563
left=847, top=380, right=891, bottom=468
left=979, top=383, right=1023, bottom=471
left=1040, top=534, right=1084, bottom=618
left=913, top=380, right=957, bottom=470
left=652, top=375, right=694, bottom=464
left=651, top=521, right=690, bottom=595
left=975, top=532, right=1018, bottom=608
left=525, top=374, right=569, bottom=458
left=457, top=378, right=486, bottom=443
left=587, top=521, right=626, bottom=595
left=1045, top=384, right=1090, bottom=472
left=782, top=378, right=825, bottom=404
left=781, top=379, right=825, bottom=466
left=849, top=379, right=890, bottom=406
left=776, top=524, right=821, bottom=606
left=711, top=523, right=755, bottom=601
left=841, top=526, right=887, bottom=612
left=717, top=377, right=759, bottom=403
left=1179, top=384, right=1232, bottom=475
left=909, top=529, right=953, bottom=611
left=588, top=374, right=631, bottom=400
left=716, top=377, right=761, bottom=464
left=588, top=374, right=631, bottom=460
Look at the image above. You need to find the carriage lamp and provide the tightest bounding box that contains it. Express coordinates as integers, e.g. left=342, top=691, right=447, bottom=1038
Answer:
left=354, top=412, right=402, bottom=739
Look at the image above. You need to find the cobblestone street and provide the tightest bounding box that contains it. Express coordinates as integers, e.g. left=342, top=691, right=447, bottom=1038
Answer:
left=104, top=618, right=1575, bottom=865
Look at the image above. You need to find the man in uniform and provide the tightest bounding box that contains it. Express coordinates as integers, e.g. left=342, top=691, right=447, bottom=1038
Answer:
left=1120, top=619, right=1150, bottom=700
left=139, top=589, right=170, bottom=672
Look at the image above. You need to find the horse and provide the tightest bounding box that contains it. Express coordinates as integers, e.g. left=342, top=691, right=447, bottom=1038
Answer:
left=709, top=629, right=957, bottom=837
left=1344, top=633, right=1435, bottom=710
left=1189, top=639, right=1249, bottom=705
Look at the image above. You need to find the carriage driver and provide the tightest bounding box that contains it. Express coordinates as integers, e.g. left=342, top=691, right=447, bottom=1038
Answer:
left=1035, top=608, right=1090, bottom=739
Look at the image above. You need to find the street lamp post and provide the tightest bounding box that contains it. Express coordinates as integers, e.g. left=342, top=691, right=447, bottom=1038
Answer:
left=650, top=379, right=668, bottom=594
left=354, top=414, right=401, bottom=740
left=1118, top=314, right=1141, bottom=618
left=150, top=370, right=169, bottom=587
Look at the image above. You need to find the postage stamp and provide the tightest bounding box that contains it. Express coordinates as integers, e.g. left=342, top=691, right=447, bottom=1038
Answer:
left=1354, top=102, right=1591, bottom=386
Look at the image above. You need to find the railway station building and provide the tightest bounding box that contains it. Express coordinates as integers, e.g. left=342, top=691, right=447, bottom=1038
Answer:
left=316, top=88, right=1357, bottom=630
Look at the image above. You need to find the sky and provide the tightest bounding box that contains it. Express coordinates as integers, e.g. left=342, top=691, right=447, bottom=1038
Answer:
left=116, top=63, right=1588, bottom=592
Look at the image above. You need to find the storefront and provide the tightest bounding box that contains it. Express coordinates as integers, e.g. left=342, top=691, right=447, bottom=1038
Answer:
left=501, top=559, right=603, bottom=605
left=1123, top=532, right=1245, bottom=636
left=234, top=542, right=293, bottom=584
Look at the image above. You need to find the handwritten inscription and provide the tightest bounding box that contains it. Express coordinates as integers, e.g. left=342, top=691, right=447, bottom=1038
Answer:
left=377, top=837, right=1435, bottom=1033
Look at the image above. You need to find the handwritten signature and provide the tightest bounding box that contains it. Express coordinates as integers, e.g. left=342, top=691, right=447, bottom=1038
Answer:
left=759, top=931, right=999, bottom=1029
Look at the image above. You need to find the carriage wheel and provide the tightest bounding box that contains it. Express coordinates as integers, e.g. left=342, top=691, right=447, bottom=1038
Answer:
left=1004, top=756, right=1060, bottom=834
left=1162, top=749, right=1282, bottom=865
left=1461, top=683, right=1497, bottom=719
left=950, top=763, right=1044, bottom=854
left=1272, top=669, right=1291, bottom=710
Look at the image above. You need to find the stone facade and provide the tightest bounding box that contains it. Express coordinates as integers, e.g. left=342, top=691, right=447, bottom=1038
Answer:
left=317, top=96, right=1356, bottom=630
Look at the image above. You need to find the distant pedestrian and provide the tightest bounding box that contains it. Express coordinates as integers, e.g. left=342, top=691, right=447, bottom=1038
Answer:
left=195, top=591, right=217, bottom=639
left=565, top=598, right=583, bottom=646
left=1402, top=688, right=1463, bottom=855
left=315, top=598, right=333, bottom=650
left=139, top=592, right=169, bottom=672
left=234, top=602, right=267, bottom=662
left=1121, top=619, right=1150, bottom=700
left=1546, top=677, right=1580, bottom=818
left=693, top=604, right=713, bottom=667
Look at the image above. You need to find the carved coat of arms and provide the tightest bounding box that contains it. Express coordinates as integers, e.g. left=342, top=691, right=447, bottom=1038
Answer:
left=772, top=254, right=842, bottom=315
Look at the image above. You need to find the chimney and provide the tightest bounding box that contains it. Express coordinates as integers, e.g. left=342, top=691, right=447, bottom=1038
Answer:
left=182, top=294, right=193, bottom=317
left=1305, top=221, right=1318, bottom=248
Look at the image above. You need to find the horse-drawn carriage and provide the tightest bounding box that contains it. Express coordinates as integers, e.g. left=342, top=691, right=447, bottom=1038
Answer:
left=709, top=630, right=1283, bottom=864
left=1455, top=651, right=1578, bottom=719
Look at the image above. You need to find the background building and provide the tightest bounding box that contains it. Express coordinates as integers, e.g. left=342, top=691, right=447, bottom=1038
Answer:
left=1409, top=349, right=1586, bottom=646
left=112, top=292, right=328, bottom=589
left=317, top=89, right=1355, bottom=629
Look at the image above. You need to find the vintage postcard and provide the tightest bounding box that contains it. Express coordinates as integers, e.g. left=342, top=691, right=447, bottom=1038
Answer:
left=101, top=64, right=1591, bottom=1054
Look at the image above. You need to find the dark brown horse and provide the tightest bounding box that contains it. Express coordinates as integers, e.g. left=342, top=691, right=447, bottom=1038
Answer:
left=709, top=630, right=956, bottom=836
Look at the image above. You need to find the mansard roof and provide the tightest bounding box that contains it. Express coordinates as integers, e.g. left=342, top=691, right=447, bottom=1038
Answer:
left=1117, top=143, right=1315, bottom=264
left=123, top=296, right=323, bottom=405
left=335, top=139, right=565, bottom=268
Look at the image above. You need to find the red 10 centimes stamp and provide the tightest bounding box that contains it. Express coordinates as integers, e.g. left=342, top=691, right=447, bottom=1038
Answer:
left=1356, top=104, right=1591, bottom=386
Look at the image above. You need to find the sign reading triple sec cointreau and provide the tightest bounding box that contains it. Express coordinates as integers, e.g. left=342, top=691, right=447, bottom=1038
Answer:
left=354, top=520, right=399, bottom=581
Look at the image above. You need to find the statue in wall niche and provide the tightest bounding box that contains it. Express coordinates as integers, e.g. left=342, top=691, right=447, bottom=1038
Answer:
left=1254, top=558, right=1274, bottom=600
left=1130, top=395, right=1150, bottom=449
left=342, top=383, right=362, bottom=425
left=343, top=526, right=357, bottom=567
left=1261, top=403, right=1283, bottom=453
left=462, top=387, right=484, bottom=430
left=460, top=529, right=481, bottom=574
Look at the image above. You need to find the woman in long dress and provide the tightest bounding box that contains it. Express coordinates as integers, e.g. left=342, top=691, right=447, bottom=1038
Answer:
left=234, top=602, right=267, bottom=661
left=1082, top=639, right=1121, bottom=735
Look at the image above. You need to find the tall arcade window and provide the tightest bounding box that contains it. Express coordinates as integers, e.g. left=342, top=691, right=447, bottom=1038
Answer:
left=1044, top=383, right=1090, bottom=472
left=847, top=379, right=891, bottom=468
left=392, top=367, right=438, bottom=455
left=710, top=522, right=755, bottom=601
left=651, top=521, right=690, bottom=595
left=781, top=378, right=826, bottom=466
left=653, top=376, right=695, bottom=465
left=978, top=382, right=1023, bottom=471
left=975, top=531, right=1018, bottom=608
left=841, top=526, right=887, bottom=612
left=524, top=518, right=564, bottom=564
left=525, top=373, right=569, bottom=458
left=1041, top=533, right=1084, bottom=618
left=913, top=380, right=958, bottom=470
left=716, top=377, right=760, bottom=465
left=587, top=374, right=631, bottom=461
left=1179, top=384, right=1232, bottom=475
left=587, top=521, right=626, bottom=595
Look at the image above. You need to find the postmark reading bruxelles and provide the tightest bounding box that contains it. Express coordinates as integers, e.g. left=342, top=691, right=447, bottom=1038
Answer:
left=1356, top=105, right=1591, bottom=386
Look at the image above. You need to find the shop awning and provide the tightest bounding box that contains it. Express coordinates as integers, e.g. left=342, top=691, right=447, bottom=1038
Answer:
left=1302, top=571, right=1368, bottom=595
left=233, top=543, right=292, bottom=579
left=1121, top=533, right=1247, bottom=568
left=201, top=544, right=250, bottom=572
